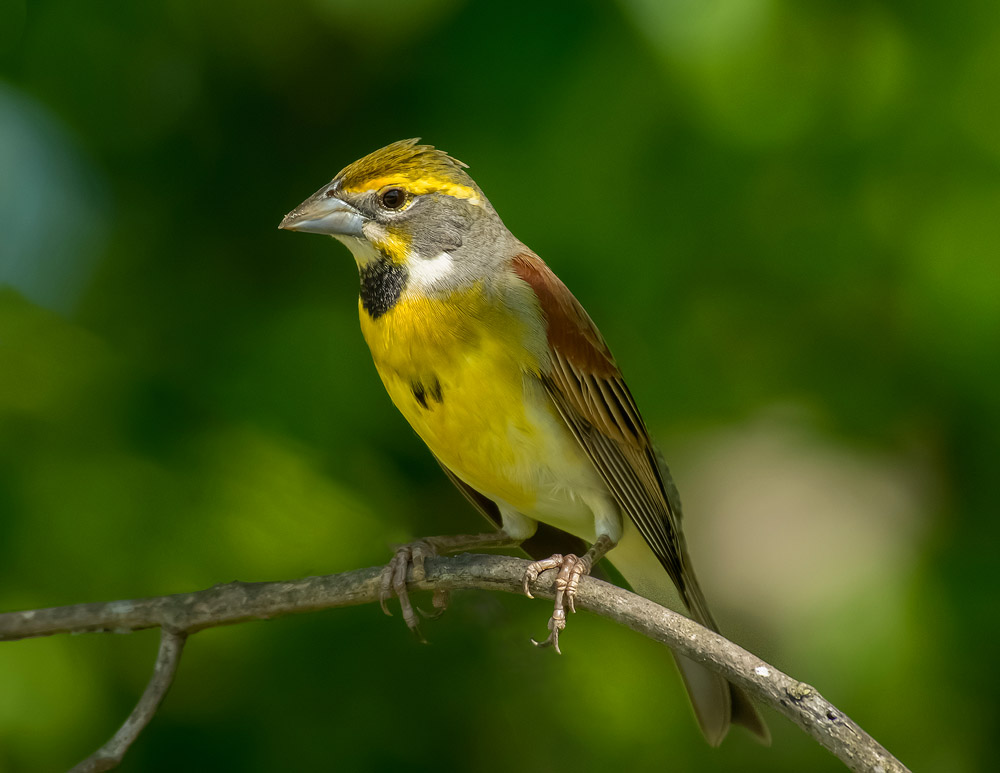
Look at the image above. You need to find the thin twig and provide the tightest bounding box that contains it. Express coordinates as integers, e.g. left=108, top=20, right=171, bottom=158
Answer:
left=68, top=629, right=186, bottom=773
left=0, top=554, right=910, bottom=773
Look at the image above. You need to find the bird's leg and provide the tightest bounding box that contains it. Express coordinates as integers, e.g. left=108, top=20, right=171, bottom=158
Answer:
left=524, top=534, right=615, bottom=654
left=380, top=531, right=522, bottom=640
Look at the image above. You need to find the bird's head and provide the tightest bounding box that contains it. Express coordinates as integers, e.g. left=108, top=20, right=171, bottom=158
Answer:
left=280, top=139, right=512, bottom=284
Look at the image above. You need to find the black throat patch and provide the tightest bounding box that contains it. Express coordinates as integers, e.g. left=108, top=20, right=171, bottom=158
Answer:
left=359, top=258, right=408, bottom=319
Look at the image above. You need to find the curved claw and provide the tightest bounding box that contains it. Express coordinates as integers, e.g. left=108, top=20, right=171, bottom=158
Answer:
left=378, top=531, right=524, bottom=639
left=379, top=548, right=410, bottom=617
left=378, top=540, right=442, bottom=639
left=418, top=589, right=451, bottom=620
left=530, top=605, right=567, bottom=654
left=530, top=631, right=561, bottom=654
left=521, top=555, right=563, bottom=600
left=522, top=552, right=592, bottom=655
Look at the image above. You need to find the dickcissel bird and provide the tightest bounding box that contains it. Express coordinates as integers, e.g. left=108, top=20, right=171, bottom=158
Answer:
left=279, top=139, right=768, bottom=745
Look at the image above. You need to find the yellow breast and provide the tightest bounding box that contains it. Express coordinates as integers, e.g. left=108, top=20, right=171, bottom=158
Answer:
left=358, top=284, right=545, bottom=510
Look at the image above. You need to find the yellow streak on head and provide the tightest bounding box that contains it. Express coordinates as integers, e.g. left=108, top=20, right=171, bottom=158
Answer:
left=361, top=175, right=481, bottom=204
left=336, top=138, right=482, bottom=205
left=368, top=228, right=411, bottom=264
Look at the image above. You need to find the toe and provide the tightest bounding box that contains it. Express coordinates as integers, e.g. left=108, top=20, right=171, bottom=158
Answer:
left=521, top=555, right=562, bottom=599
left=378, top=564, right=396, bottom=616
left=523, top=552, right=594, bottom=654
left=418, top=589, right=450, bottom=620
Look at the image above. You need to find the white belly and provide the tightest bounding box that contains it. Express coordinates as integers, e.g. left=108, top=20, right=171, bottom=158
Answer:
left=495, top=377, right=624, bottom=545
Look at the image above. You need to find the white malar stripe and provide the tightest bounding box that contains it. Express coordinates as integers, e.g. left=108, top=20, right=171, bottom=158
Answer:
left=408, top=251, right=455, bottom=288
left=334, top=234, right=383, bottom=268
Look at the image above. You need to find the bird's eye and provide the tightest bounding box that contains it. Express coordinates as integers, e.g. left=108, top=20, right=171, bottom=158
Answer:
left=380, top=188, right=407, bottom=210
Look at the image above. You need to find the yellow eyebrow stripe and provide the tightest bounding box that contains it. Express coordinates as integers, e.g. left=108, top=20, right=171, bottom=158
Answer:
left=344, top=175, right=481, bottom=204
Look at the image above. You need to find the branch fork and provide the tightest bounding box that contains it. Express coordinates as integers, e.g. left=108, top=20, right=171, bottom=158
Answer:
left=0, top=554, right=911, bottom=773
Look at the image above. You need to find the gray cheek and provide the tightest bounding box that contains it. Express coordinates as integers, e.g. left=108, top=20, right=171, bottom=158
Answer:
left=413, top=221, right=464, bottom=255
left=409, top=197, right=470, bottom=255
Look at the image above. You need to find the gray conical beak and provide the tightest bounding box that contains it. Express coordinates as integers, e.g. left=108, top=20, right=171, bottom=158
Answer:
left=279, top=188, right=365, bottom=238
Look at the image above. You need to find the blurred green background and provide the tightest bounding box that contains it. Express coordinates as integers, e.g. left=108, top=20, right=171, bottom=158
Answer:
left=1, top=0, right=998, bottom=771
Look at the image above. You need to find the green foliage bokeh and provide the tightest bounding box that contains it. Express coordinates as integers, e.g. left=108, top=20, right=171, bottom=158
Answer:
left=1, top=1, right=999, bottom=771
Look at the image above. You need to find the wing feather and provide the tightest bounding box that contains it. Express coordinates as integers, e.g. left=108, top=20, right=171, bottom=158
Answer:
left=441, top=251, right=767, bottom=743
left=510, top=252, right=715, bottom=626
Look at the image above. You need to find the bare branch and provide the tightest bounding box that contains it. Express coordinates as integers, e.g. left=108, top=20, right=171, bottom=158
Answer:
left=0, top=554, right=910, bottom=773
left=68, top=629, right=186, bottom=773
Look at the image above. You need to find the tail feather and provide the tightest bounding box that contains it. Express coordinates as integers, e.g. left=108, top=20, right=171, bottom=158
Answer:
left=674, top=652, right=770, bottom=746
left=673, top=652, right=731, bottom=746
left=610, top=523, right=770, bottom=745
left=731, top=678, right=771, bottom=744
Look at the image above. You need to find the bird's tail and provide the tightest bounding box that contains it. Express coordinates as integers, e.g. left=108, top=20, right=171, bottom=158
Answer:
left=672, top=650, right=770, bottom=746
left=609, top=523, right=770, bottom=746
